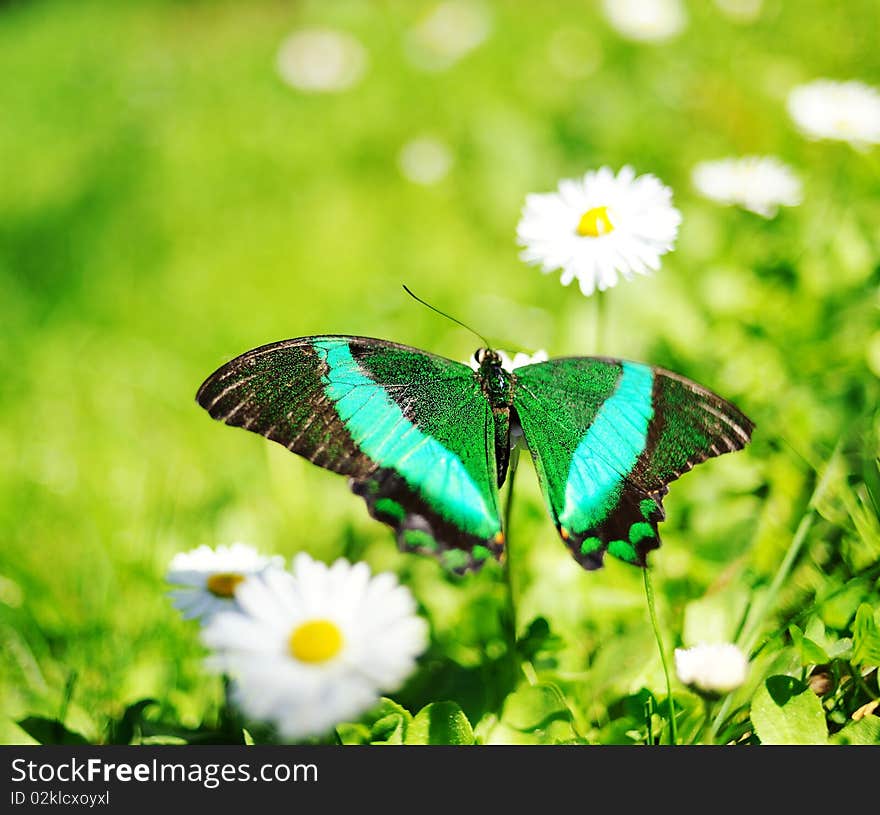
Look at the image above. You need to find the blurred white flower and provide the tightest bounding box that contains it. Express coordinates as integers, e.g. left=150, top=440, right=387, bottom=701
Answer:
left=276, top=28, right=367, bottom=93
left=602, top=0, right=686, bottom=43
left=517, top=166, right=681, bottom=296
left=202, top=553, right=428, bottom=742
left=675, top=643, right=748, bottom=696
left=406, top=1, right=492, bottom=71
left=398, top=136, right=454, bottom=185
left=467, top=349, right=549, bottom=372
left=787, top=79, right=880, bottom=149
left=167, top=543, right=284, bottom=622
left=714, top=0, right=763, bottom=23
left=692, top=156, right=802, bottom=218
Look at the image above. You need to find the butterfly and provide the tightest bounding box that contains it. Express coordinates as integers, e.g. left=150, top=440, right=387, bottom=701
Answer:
left=196, top=335, right=754, bottom=574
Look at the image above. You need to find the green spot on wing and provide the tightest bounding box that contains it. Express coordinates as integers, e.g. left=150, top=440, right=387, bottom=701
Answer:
left=472, top=545, right=491, bottom=562
left=402, top=529, right=437, bottom=551
left=374, top=497, right=406, bottom=521
left=608, top=539, right=638, bottom=563
left=629, top=522, right=655, bottom=544
left=441, top=549, right=469, bottom=571
left=580, top=536, right=603, bottom=555
left=639, top=499, right=657, bottom=519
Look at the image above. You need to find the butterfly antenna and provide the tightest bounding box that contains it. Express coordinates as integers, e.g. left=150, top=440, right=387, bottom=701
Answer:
left=402, top=285, right=493, bottom=349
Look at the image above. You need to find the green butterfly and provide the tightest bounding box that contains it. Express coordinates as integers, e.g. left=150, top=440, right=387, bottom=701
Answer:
left=196, top=336, right=753, bottom=573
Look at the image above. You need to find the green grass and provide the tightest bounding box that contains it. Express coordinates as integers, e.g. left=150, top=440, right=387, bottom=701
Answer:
left=1, top=0, right=879, bottom=745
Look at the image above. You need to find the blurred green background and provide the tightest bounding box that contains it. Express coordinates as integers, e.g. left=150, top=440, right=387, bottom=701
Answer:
left=2, top=0, right=879, bottom=744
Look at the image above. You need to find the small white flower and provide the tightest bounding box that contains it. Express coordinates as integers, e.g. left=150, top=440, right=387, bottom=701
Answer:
left=276, top=28, right=367, bottom=93
left=787, top=80, right=880, bottom=149
left=398, top=136, right=454, bottom=185
left=466, top=349, right=549, bottom=372
left=675, top=643, right=748, bottom=696
left=167, top=543, right=284, bottom=622
left=602, top=0, right=686, bottom=43
left=406, top=1, right=492, bottom=71
left=692, top=156, right=802, bottom=218
left=202, top=553, right=428, bottom=741
left=517, top=166, right=681, bottom=296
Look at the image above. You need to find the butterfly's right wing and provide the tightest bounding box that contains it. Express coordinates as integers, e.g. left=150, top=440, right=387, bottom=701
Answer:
left=197, top=336, right=504, bottom=573
left=512, top=357, right=754, bottom=570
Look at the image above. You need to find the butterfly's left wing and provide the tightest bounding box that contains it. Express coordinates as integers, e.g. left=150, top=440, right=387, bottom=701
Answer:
left=512, top=357, right=754, bottom=570
left=197, top=335, right=504, bottom=573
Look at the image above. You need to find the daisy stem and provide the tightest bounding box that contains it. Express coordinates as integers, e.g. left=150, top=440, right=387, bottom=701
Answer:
left=221, top=674, right=238, bottom=733
left=643, top=567, right=677, bottom=745
left=697, top=696, right=715, bottom=746
left=502, top=446, right=521, bottom=665
left=595, top=289, right=607, bottom=354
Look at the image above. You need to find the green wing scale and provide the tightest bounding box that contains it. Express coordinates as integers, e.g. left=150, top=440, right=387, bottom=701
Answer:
left=196, top=336, right=504, bottom=573
left=513, top=357, right=754, bottom=569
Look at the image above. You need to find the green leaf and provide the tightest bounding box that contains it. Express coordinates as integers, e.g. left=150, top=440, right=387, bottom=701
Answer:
left=820, top=580, right=869, bottom=630
left=517, top=617, right=565, bottom=663
left=830, top=716, right=880, bottom=745
left=139, top=735, right=188, bottom=745
left=138, top=721, right=237, bottom=744
left=405, top=702, right=474, bottom=745
left=335, top=723, right=371, bottom=745
left=603, top=689, right=665, bottom=745
left=852, top=604, right=880, bottom=669
left=788, top=625, right=829, bottom=666
left=242, top=728, right=254, bottom=746
left=477, top=684, right=581, bottom=745
left=827, top=638, right=853, bottom=660
left=367, top=698, right=412, bottom=745
left=503, top=684, right=571, bottom=731
left=750, top=676, right=827, bottom=745
left=811, top=448, right=850, bottom=526
left=108, top=698, right=158, bottom=745
left=17, top=716, right=89, bottom=745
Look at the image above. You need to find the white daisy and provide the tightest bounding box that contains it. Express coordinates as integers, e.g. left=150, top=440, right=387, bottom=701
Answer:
left=517, top=166, right=681, bottom=296
left=202, top=553, right=428, bottom=741
left=398, top=136, right=454, bottom=185
left=276, top=28, right=367, bottom=93
left=675, top=643, right=749, bottom=696
left=602, top=0, right=686, bottom=43
left=787, top=80, right=880, bottom=149
left=466, top=348, right=549, bottom=372
left=167, top=543, right=284, bottom=622
left=692, top=156, right=802, bottom=218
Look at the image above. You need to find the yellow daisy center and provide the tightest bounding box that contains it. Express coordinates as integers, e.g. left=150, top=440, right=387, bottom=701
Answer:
left=289, top=619, right=344, bottom=664
left=576, top=205, right=614, bottom=237
left=206, top=572, right=246, bottom=598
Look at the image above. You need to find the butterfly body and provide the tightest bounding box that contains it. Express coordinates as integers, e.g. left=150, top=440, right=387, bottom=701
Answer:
left=473, top=349, right=515, bottom=487
left=197, top=335, right=753, bottom=574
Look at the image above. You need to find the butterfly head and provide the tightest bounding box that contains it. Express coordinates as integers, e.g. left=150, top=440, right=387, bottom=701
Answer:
left=473, top=347, right=501, bottom=366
